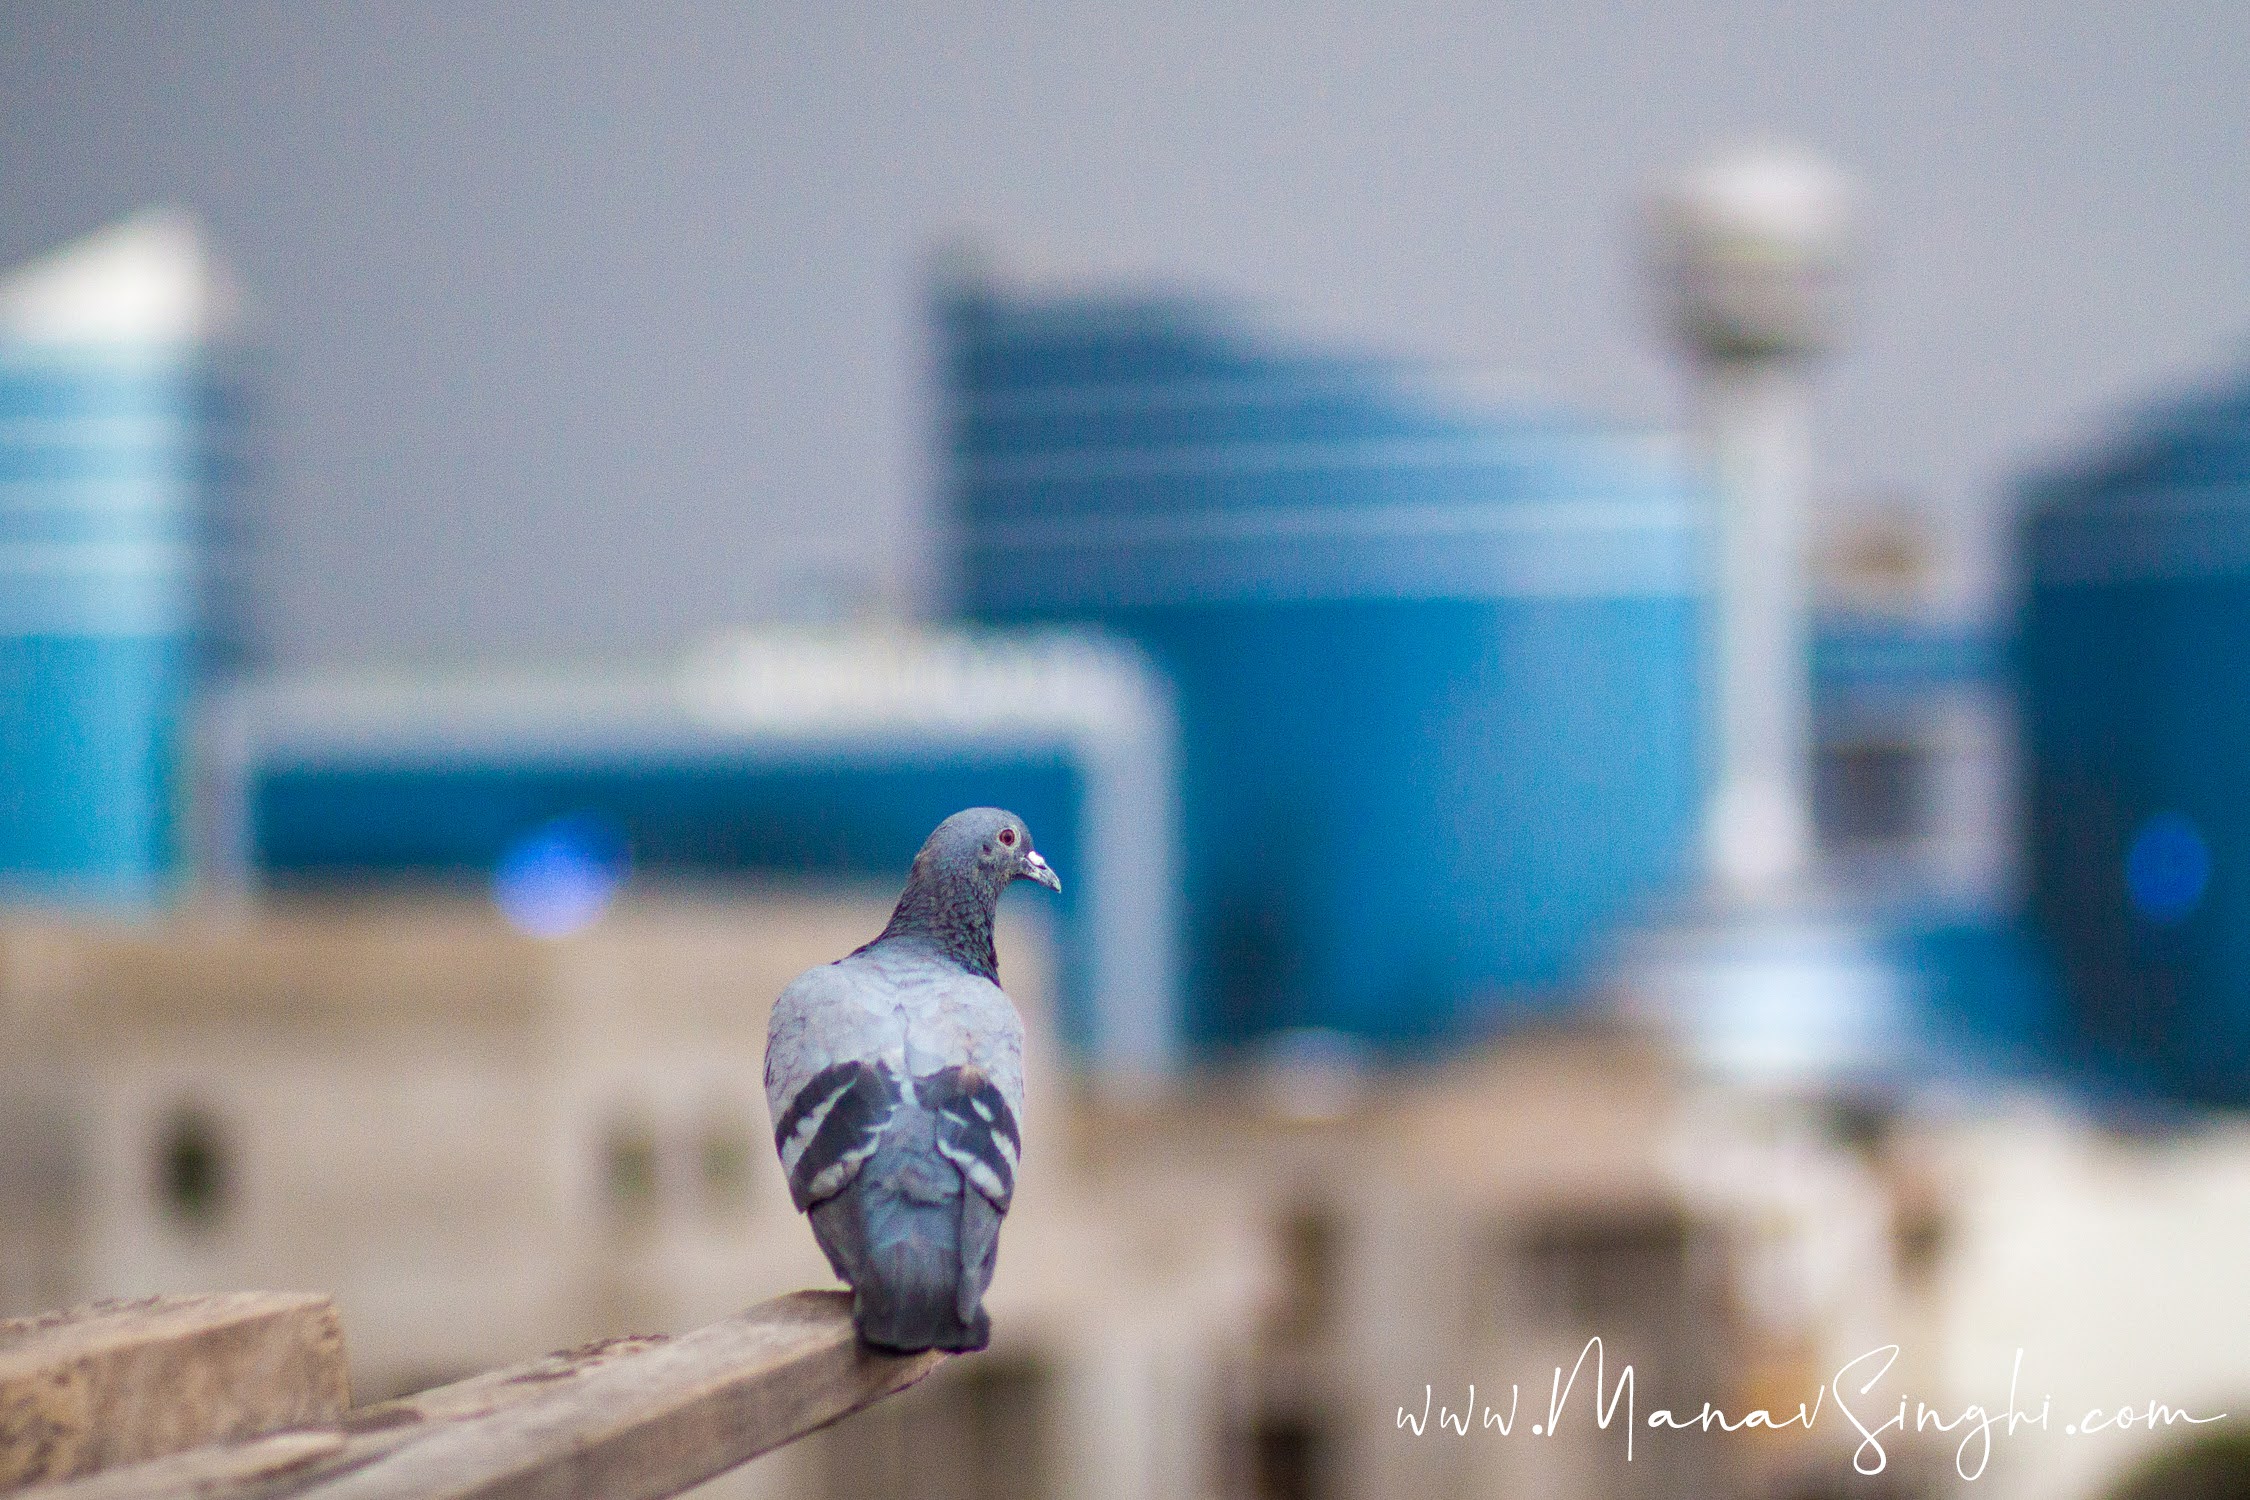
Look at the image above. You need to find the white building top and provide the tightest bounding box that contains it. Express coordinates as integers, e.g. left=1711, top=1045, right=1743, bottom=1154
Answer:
left=0, top=209, right=237, bottom=349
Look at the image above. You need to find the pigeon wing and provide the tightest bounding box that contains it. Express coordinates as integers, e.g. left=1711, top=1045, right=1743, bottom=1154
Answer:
left=889, top=957, right=1027, bottom=1212
left=766, top=947, right=1028, bottom=1214
left=916, top=1061, right=1023, bottom=1212
left=765, top=959, right=906, bottom=1213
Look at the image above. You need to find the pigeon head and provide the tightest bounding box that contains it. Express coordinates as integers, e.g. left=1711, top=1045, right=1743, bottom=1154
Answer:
left=872, top=808, right=1060, bottom=980
left=915, top=807, right=1061, bottom=896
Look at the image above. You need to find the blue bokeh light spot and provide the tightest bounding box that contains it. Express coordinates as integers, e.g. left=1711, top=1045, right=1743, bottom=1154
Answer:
left=494, top=813, right=630, bottom=937
left=2125, top=811, right=2210, bottom=926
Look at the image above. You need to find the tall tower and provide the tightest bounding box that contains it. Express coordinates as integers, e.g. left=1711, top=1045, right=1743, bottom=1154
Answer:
left=1650, top=147, right=1853, bottom=902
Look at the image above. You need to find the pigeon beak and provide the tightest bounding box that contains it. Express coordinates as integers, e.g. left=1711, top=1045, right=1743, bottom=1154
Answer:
left=1022, top=851, right=1062, bottom=893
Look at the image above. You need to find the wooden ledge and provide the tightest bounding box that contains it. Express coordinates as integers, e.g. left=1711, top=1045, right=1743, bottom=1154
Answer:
left=0, top=1293, right=350, bottom=1492
left=24, top=1291, right=944, bottom=1500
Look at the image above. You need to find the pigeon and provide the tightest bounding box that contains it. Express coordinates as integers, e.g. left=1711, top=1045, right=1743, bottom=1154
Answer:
left=764, top=807, right=1060, bottom=1353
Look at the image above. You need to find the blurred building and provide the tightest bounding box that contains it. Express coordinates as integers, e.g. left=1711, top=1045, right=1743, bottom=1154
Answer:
left=0, top=897, right=1267, bottom=1500
left=939, top=265, right=1705, bottom=1052
left=1812, top=501, right=2013, bottom=911
left=0, top=211, right=243, bottom=905
left=1629, top=497, right=2042, bottom=1097
left=0, top=898, right=1945, bottom=1500
left=2023, top=366, right=2250, bottom=1106
left=17, top=894, right=2228, bottom=1500
left=198, top=630, right=1180, bottom=1080
left=940, top=264, right=2036, bottom=1091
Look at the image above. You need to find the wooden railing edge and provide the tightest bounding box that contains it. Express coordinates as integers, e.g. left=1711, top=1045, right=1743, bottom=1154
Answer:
left=0, top=1292, right=351, bottom=1491
left=3, top=1290, right=946, bottom=1500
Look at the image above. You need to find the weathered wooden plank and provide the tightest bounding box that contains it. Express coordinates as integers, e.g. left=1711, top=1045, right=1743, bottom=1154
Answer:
left=37, top=1291, right=944, bottom=1500
left=25, top=1432, right=351, bottom=1499
left=0, top=1293, right=350, bottom=1492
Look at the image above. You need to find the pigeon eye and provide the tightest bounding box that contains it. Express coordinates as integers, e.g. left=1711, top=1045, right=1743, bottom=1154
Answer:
left=998, top=828, right=1017, bottom=847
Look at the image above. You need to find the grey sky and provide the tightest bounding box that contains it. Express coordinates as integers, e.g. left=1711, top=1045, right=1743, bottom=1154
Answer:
left=5, top=2, right=2245, bottom=667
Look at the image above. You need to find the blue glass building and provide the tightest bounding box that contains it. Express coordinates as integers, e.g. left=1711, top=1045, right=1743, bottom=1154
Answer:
left=2023, top=365, right=2250, bottom=1105
left=0, top=215, right=238, bottom=904
left=940, top=275, right=1706, bottom=1049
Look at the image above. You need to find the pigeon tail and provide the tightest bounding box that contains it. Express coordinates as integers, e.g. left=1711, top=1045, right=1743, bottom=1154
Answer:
left=844, top=1205, right=992, bottom=1354
left=808, top=1104, right=1002, bottom=1354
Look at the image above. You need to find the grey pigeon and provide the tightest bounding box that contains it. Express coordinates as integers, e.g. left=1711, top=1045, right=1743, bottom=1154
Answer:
left=764, top=807, right=1060, bottom=1352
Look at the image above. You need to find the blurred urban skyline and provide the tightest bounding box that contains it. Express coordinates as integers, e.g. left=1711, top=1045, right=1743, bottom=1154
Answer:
left=6, top=14, right=2250, bottom=1491
left=5, top=2, right=2247, bottom=667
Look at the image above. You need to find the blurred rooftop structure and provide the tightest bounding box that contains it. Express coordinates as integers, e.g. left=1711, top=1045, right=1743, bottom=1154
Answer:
left=2024, top=359, right=2250, bottom=1107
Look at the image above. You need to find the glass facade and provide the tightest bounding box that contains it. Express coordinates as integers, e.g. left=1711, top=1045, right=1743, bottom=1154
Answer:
left=0, top=349, right=231, bottom=902
left=2024, top=370, right=2250, bottom=1104
left=941, top=278, right=1706, bottom=1048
